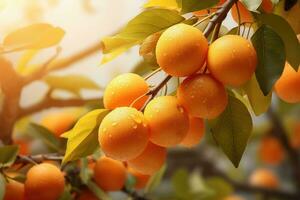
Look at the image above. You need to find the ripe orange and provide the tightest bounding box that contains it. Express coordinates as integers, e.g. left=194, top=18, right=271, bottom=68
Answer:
left=25, top=163, right=65, bottom=200
left=99, top=107, right=149, bottom=161
left=231, top=1, right=253, bottom=24
left=249, top=168, right=279, bottom=189
left=274, top=62, right=300, bottom=103
left=259, top=136, right=284, bottom=165
left=261, top=0, right=273, bottom=13
left=41, top=112, right=75, bottom=137
left=180, top=117, right=205, bottom=147
left=144, top=96, right=189, bottom=147
left=103, top=73, right=149, bottom=110
left=4, top=179, right=24, bottom=200
left=127, top=167, right=150, bottom=189
left=13, top=139, right=29, bottom=155
left=177, top=74, right=228, bottom=119
left=207, top=35, right=257, bottom=86
left=127, top=142, right=167, bottom=175
left=93, top=157, right=126, bottom=191
left=78, top=190, right=98, bottom=200
left=156, top=23, right=208, bottom=77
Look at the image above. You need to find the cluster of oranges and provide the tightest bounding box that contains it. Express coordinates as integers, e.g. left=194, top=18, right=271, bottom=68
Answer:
left=98, top=20, right=258, bottom=190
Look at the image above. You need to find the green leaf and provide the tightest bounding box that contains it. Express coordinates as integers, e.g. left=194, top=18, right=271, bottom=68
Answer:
left=243, top=75, right=272, bottom=116
left=171, top=169, right=190, bottom=198
left=102, top=9, right=184, bottom=63
left=28, top=123, right=61, bottom=152
left=2, top=23, right=65, bottom=52
left=58, top=188, right=73, bottom=200
left=209, top=95, right=253, bottom=167
left=251, top=25, right=286, bottom=95
left=176, top=0, right=219, bottom=14
left=87, top=181, right=111, bottom=200
left=145, top=164, right=166, bottom=193
left=44, top=75, right=100, bottom=96
left=241, top=0, right=262, bottom=11
left=227, top=27, right=239, bottom=35
left=205, top=177, right=233, bottom=199
left=80, top=158, right=91, bottom=184
left=125, top=174, right=137, bottom=191
left=255, top=13, right=300, bottom=69
left=0, top=174, right=5, bottom=200
left=62, top=109, right=110, bottom=165
left=0, top=145, right=19, bottom=168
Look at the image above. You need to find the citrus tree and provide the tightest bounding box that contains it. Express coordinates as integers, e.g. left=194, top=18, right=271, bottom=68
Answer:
left=0, top=0, right=300, bottom=200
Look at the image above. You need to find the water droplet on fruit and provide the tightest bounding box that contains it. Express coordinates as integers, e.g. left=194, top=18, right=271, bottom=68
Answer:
left=102, top=128, right=107, bottom=133
left=133, top=124, right=138, bottom=129
left=112, top=122, right=117, bottom=127
left=177, top=105, right=185, bottom=113
left=133, top=117, right=142, bottom=124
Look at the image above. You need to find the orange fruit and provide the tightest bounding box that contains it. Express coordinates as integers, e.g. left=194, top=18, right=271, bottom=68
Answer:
left=13, top=139, right=29, bottom=155
left=78, top=190, right=98, bottom=200
left=144, top=96, right=189, bottom=147
left=231, top=1, right=253, bottom=24
left=180, top=117, right=205, bottom=147
left=4, top=179, right=25, bottom=200
left=128, top=142, right=166, bottom=175
left=207, top=35, right=257, bottom=86
left=274, top=62, right=300, bottom=103
left=41, top=112, right=76, bottom=137
left=25, top=163, right=65, bottom=200
left=156, top=23, right=208, bottom=77
left=99, top=107, right=149, bottom=161
left=177, top=74, right=228, bottom=119
left=93, top=157, right=126, bottom=191
left=261, top=0, right=273, bottom=13
left=259, top=136, right=284, bottom=165
left=103, top=73, right=149, bottom=110
left=127, top=167, right=150, bottom=189
left=249, top=168, right=279, bottom=189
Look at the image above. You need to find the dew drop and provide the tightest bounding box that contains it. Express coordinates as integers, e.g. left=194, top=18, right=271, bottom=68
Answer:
left=112, top=122, right=117, bottom=127
left=177, top=105, right=185, bottom=113
left=133, top=124, right=138, bottom=129
left=102, top=128, right=107, bottom=133
left=133, top=117, right=142, bottom=124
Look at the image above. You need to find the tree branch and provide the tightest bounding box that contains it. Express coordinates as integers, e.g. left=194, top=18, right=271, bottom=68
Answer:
left=18, top=95, right=102, bottom=119
left=15, top=154, right=63, bottom=165
left=203, top=0, right=238, bottom=37
left=22, top=41, right=103, bottom=85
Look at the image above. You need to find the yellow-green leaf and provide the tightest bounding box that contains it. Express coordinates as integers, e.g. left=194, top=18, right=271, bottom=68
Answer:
left=144, top=0, right=179, bottom=9
left=62, top=109, right=110, bottom=165
left=0, top=145, right=19, bottom=168
left=2, top=23, right=65, bottom=52
left=44, top=75, right=101, bottom=96
left=243, top=75, right=272, bottom=116
left=145, top=165, right=166, bottom=193
left=16, top=50, right=39, bottom=74
left=0, top=174, right=5, bottom=200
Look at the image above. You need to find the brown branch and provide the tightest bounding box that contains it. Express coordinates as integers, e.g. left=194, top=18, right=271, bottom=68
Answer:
left=122, top=188, right=149, bottom=200
left=14, top=154, right=63, bottom=165
left=267, top=108, right=300, bottom=190
left=22, top=41, right=103, bottom=85
left=203, top=0, right=238, bottom=37
left=18, top=96, right=102, bottom=119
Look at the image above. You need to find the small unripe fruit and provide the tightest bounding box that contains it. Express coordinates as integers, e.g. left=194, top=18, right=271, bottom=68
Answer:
left=207, top=35, right=257, bottom=86
left=99, top=107, right=149, bottom=161
left=103, top=73, right=149, bottom=110
left=127, top=167, right=150, bottom=189
left=156, top=23, right=208, bottom=77
left=41, top=112, right=75, bottom=137
left=180, top=117, right=205, bottom=147
left=274, top=62, right=300, bottom=103
left=25, top=163, right=65, bottom=200
left=93, top=157, right=126, bottom=191
left=128, top=142, right=167, bottom=175
left=144, top=96, right=189, bottom=147
left=4, top=179, right=24, bottom=200
left=177, top=74, right=228, bottom=119
left=249, top=168, right=279, bottom=189
left=259, top=136, right=284, bottom=165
